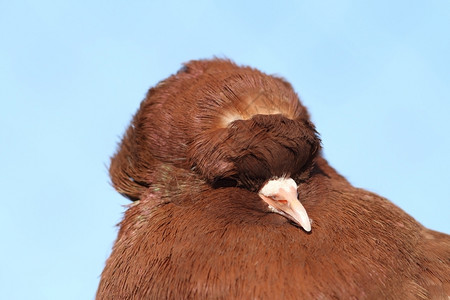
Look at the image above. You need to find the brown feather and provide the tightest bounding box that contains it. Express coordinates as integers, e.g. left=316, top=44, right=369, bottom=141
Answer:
left=109, top=58, right=320, bottom=199
left=98, top=59, right=450, bottom=299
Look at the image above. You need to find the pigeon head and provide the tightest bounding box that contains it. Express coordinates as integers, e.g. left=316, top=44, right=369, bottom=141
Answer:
left=110, top=58, right=320, bottom=231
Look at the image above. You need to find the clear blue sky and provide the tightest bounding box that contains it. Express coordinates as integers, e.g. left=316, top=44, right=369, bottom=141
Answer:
left=1, top=1, right=449, bottom=299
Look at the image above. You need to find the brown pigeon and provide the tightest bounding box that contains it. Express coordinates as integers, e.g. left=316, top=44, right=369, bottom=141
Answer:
left=97, top=59, right=450, bottom=299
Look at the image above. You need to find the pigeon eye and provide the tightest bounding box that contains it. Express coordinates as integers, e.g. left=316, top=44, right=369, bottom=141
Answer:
left=212, top=177, right=238, bottom=188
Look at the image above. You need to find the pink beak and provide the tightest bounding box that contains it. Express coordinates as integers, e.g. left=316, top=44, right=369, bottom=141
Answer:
left=258, top=178, right=311, bottom=232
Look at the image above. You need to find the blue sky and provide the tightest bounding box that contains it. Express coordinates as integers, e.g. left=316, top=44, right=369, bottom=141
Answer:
left=1, top=1, right=449, bottom=299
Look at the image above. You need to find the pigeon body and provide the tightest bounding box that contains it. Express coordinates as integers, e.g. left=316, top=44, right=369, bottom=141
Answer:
left=97, top=59, right=450, bottom=299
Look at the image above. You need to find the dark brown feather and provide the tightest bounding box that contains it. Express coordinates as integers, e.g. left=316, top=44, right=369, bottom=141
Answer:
left=98, top=59, right=450, bottom=299
left=109, top=58, right=320, bottom=199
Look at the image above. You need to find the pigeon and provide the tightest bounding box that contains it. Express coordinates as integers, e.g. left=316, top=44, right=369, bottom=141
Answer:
left=97, top=59, right=450, bottom=299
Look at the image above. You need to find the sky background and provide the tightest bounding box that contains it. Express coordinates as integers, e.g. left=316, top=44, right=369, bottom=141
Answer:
left=1, top=1, right=449, bottom=299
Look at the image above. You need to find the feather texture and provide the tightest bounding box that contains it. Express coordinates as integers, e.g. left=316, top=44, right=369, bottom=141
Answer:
left=98, top=59, right=450, bottom=299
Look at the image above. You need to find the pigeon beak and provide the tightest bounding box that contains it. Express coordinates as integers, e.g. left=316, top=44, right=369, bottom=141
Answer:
left=258, top=179, right=311, bottom=232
